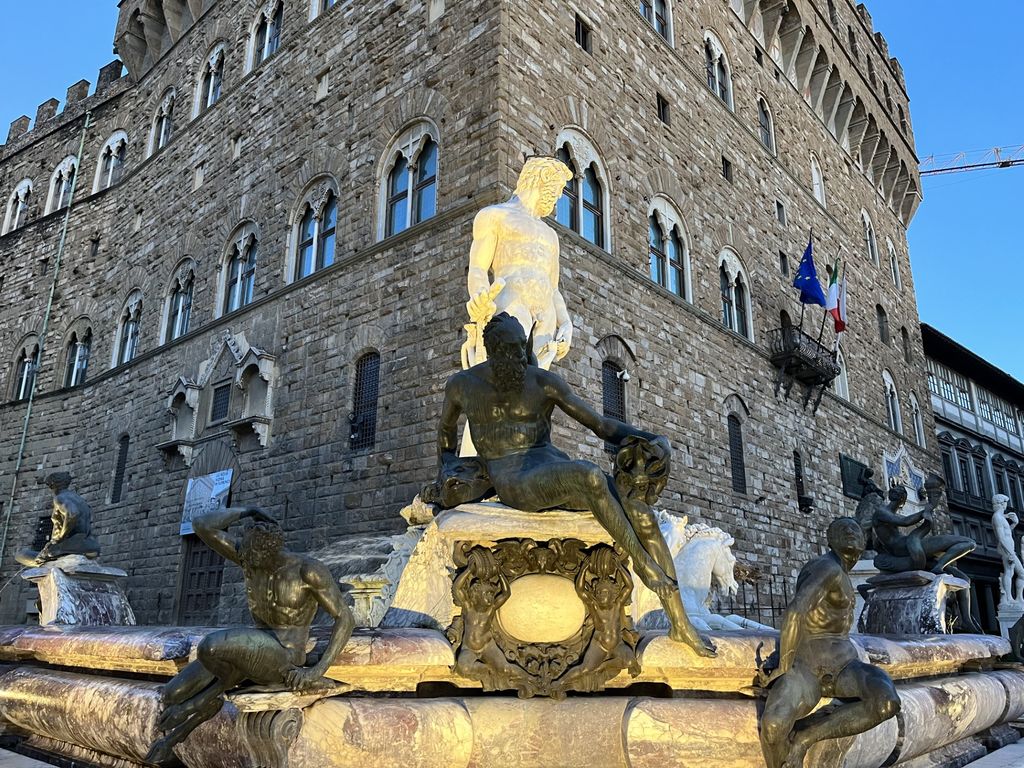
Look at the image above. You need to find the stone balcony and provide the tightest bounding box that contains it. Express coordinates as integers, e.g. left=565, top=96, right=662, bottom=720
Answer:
left=767, top=326, right=842, bottom=388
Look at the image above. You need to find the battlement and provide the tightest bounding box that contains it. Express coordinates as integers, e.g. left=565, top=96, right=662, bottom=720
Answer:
left=3, top=60, right=126, bottom=148
left=115, top=0, right=208, bottom=79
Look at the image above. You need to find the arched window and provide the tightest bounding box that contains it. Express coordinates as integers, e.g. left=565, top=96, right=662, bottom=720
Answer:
left=810, top=154, right=826, bottom=207
left=883, top=85, right=892, bottom=114
left=827, top=0, right=839, bottom=24
left=862, top=211, right=879, bottom=265
left=719, top=250, right=752, bottom=340
left=555, top=145, right=579, bottom=232
left=3, top=179, right=32, bottom=235
left=898, top=105, right=908, bottom=135
left=876, top=304, right=890, bottom=345
left=602, top=360, right=626, bottom=453
left=115, top=292, right=143, bottom=366
left=648, top=207, right=689, bottom=299
left=901, top=326, right=912, bottom=364
left=728, top=414, right=747, bottom=493
left=64, top=329, right=92, bottom=387
left=224, top=229, right=258, bottom=314
left=553, top=129, right=610, bottom=250
left=639, top=0, right=670, bottom=41
left=294, top=183, right=338, bottom=279
left=757, top=97, right=775, bottom=153
left=196, top=44, right=225, bottom=115
left=150, top=89, right=176, bottom=155
left=379, top=122, right=440, bottom=239
left=94, top=132, right=128, bottom=193
left=910, top=392, right=926, bottom=448
left=883, top=371, right=902, bottom=433
left=250, top=2, right=284, bottom=69
left=834, top=349, right=850, bottom=400
left=350, top=351, right=381, bottom=450
left=704, top=34, right=733, bottom=109
left=46, top=157, right=78, bottom=214
left=13, top=344, right=39, bottom=402
left=312, top=0, right=338, bottom=19
left=887, top=240, right=902, bottom=290
left=165, top=270, right=194, bottom=342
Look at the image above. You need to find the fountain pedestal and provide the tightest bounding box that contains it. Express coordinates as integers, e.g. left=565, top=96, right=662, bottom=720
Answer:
left=858, top=571, right=966, bottom=635
left=22, top=555, right=136, bottom=626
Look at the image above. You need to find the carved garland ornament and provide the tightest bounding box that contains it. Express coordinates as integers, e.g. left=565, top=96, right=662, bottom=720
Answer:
left=447, top=538, right=640, bottom=699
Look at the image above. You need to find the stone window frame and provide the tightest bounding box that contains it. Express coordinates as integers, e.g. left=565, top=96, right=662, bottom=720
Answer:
left=882, top=369, right=903, bottom=435
left=287, top=175, right=340, bottom=282
left=2, top=178, right=33, bottom=235
left=887, top=238, right=902, bottom=291
left=45, top=156, right=78, bottom=214
left=161, top=259, right=197, bottom=344
left=218, top=221, right=260, bottom=318
left=875, top=303, right=890, bottom=345
left=62, top=318, right=93, bottom=389
left=112, top=289, right=144, bottom=367
left=376, top=119, right=441, bottom=242
left=718, top=248, right=753, bottom=341
left=247, top=1, right=285, bottom=73
left=647, top=195, right=692, bottom=302
left=553, top=126, right=612, bottom=252
left=861, top=209, right=879, bottom=266
left=93, top=131, right=129, bottom=194
left=194, top=42, right=227, bottom=118
left=703, top=31, right=734, bottom=111
left=638, top=0, right=673, bottom=45
left=810, top=153, right=827, bottom=208
left=9, top=335, right=40, bottom=402
left=909, top=391, right=926, bottom=449
left=310, top=0, right=339, bottom=22
left=148, top=88, right=177, bottom=157
left=756, top=95, right=775, bottom=154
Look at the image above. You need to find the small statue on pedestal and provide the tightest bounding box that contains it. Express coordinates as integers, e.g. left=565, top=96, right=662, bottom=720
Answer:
left=759, top=518, right=900, bottom=768
left=16, top=472, right=99, bottom=567
left=433, top=312, right=715, bottom=657
left=146, top=507, right=354, bottom=765
left=863, top=475, right=982, bottom=632
left=992, top=494, right=1024, bottom=605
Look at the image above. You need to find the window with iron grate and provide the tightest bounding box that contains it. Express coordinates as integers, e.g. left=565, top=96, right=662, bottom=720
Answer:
left=177, top=534, right=226, bottom=626
left=111, top=435, right=130, bottom=503
left=602, top=361, right=626, bottom=453
left=728, top=415, right=747, bottom=494
left=32, top=516, right=52, bottom=551
left=351, top=352, right=381, bottom=451
left=210, top=383, right=231, bottom=424
left=793, top=450, right=806, bottom=504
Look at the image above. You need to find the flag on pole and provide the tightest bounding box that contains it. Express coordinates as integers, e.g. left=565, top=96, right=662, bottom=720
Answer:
left=827, top=263, right=848, bottom=333
left=792, top=235, right=827, bottom=307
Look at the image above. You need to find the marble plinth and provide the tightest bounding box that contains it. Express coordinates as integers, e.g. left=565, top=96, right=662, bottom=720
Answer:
left=851, top=557, right=881, bottom=627
left=22, top=555, right=136, bottom=626
left=2, top=665, right=1023, bottom=768
left=997, top=601, right=1024, bottom=642
left=859, top=571, right=967, bottom=635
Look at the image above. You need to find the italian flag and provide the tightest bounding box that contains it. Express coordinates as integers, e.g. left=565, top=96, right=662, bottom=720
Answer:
left=825, top=260, right=847, bottom=333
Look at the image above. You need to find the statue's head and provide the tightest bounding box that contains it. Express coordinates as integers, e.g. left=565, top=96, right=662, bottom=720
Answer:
left=240, top=521, right=286, bottom=570
left=514, top=157, right=573, bottom=218
left=483, top=312, right=529, bottom=392
left=994, top=494, right=1011, bottom=514
left=43, top=472, right=72, bottom=493
left=888, top=485, right=908, bottom=509
left=827, top=517, right=866, bottom=562
left=925, top=473, right=945, bottom=505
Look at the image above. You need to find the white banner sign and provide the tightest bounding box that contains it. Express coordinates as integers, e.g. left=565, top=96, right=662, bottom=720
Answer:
left=181, top=469, right=233, bottom=535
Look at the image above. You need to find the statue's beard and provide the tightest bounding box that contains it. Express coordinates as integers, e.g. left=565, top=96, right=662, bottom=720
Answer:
left=491, top=354, right=527, bottom=393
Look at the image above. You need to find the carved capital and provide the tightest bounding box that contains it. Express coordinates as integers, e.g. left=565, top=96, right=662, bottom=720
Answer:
left=235, top=708, right=302, bottom=768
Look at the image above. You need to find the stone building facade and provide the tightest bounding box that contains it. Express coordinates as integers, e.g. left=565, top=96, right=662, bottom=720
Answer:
left=922, top=324, right=1024, bottom=633
left=0, top=0, right=930, bottom=625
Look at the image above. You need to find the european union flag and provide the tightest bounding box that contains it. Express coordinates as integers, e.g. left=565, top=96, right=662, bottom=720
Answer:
left=792, top=237, right=827, bottom=307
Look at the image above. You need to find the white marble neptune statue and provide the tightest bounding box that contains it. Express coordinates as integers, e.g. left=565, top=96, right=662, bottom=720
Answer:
left=993, top=494, right=1024, bottom=605
left=462, top=157, right=575, bottom=372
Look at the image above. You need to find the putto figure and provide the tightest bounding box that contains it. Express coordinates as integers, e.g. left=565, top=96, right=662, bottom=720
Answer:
left=16, top=472, right=100, bottom=567
left=435, top=312, right=715, bottom=657
left=462, top=157, right=575, bottom=371
left=146, top=507, right=354, bottom=765
left=759, top=518, right=900, bottom=768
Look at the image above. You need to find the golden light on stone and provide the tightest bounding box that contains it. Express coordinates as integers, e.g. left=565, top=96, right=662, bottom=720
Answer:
left=497, top=574, right=586, bottom=643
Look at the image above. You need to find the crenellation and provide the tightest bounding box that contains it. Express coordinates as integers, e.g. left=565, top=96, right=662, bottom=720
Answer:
left=34, top=99, right=60, bottom=127
left=65, top=81, right=91, bottom=107
left=97, top=60, right=126, bottom=93
left=7, top=116, right=31, bottom=144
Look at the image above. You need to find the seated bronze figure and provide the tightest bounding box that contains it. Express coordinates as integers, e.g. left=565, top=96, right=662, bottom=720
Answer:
left=16, top=472, right=99, bottom=567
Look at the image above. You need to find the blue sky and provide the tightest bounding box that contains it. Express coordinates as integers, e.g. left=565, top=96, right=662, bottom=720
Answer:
left=1, top=3, right=1021, bottom=379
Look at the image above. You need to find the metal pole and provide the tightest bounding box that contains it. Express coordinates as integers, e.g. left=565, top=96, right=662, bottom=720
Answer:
left=0, top=111, right=92, bottom=573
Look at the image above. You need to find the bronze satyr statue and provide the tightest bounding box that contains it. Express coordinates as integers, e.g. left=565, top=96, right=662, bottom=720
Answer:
left=759, top=518, right=900, bottom=768
left=863, top=475, right=982, bottom=633
left=16, top=472, right=100, bottom=567
left=434, top=312, right=715, bottom=657
left=146, top=507, right=354, bottom=765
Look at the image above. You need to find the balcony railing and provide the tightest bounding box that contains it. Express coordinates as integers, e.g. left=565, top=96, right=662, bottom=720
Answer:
left=767, top=327, right=842, bottom=387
